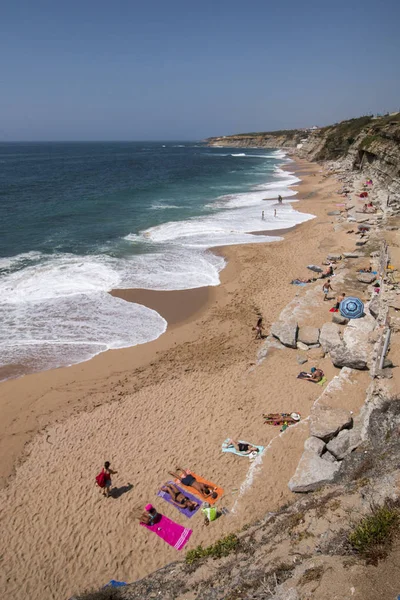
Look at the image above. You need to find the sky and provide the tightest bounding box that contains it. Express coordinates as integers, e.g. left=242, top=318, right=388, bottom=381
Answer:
left=1, top=0, right=399, bottom=141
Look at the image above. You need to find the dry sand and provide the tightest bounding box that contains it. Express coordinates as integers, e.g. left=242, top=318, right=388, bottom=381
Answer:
left=0, top=160, right=372, bottom=600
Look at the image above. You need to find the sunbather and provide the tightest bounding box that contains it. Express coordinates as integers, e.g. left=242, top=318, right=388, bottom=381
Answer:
left=298, top=367, right=324, bottom=382
left=139, top=504, right=161, bottom=526
left=291, top=277, right=312, bottom=284
left=225, top=439, right=259, bottom=455
left=263, top=412, right=301, bottom=425
left=160, top=483, right=199, bottom=512
left=320, top=265, right=334, bottom=279
left=169, top=468, right=218, bottom=499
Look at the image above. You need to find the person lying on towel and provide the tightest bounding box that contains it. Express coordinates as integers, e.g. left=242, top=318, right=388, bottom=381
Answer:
left=225, top=439, right=260, bottom=455
left=263, top=412, right=301, bottom=425
left=298, top=367, right=324, bottom=382
left=159, top=483, right=199, bottom=512
left=169, top=468, right=218, bottom=499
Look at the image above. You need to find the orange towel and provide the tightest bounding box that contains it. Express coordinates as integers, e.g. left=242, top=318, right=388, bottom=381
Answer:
left=175, top=470, right=223, bottom=505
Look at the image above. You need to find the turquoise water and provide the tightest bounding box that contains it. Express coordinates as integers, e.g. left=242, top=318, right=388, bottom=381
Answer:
left=0, top=142, right=313, bottom=377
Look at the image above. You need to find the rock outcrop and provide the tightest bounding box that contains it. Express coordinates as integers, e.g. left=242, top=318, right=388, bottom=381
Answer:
left=271, top=319, right=298, bottom=348
left=288, top=449, right=340, bottom=492
left=310, top=406, right=353, bottom=441
left=319, top=322, right=341, bottom=353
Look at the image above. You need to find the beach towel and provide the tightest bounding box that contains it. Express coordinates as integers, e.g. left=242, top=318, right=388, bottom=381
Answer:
left=157, top=482, right=202, bottom=518
left=222, top=439, right=264, bottom=458
left=307, top=264, right=323, bottom=273
left=140, top=514, right=192, bottom=550
left=316, top=376, right=327, bottom=386
left=291, top=280, right=308, bottom=286
left=174, top=470, right=223, bottom=505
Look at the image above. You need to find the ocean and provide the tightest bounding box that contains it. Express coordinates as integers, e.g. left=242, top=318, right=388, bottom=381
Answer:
left=0, top=142, right=313, bottom=378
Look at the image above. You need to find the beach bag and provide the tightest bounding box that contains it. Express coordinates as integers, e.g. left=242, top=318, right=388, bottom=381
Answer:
left=96, top=470, right=106, bottom=488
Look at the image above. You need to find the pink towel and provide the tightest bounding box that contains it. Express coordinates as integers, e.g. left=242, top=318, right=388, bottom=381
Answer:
left=140, top=514, right=192, bottom=550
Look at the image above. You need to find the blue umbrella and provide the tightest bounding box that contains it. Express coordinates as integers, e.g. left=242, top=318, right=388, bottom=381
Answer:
left=340, top=296, right=364, bottom=319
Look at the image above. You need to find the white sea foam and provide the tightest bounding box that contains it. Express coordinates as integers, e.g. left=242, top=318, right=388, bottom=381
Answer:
left=231, top=153, right=246, bottom=157
left=1, top=150, right=314, bottom=377
left=0, top=293, right=167, bottom=376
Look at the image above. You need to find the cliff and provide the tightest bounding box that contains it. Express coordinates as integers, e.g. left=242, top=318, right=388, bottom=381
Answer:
left=206, top=129, right=304, bottom=149
left=207, top=113, right=400, bottom=212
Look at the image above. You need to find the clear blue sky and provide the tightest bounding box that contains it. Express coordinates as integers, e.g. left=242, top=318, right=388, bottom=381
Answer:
left=1, top=0, right=399, bottom=140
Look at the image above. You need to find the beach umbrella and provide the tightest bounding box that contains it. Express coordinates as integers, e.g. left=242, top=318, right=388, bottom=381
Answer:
left=340, top=296, right=364, bottom=319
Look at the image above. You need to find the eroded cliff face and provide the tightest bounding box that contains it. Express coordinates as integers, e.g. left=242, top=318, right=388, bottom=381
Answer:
left=206, top=130, right=303, bottom=149
left=208, top=114, right=400, bottom=212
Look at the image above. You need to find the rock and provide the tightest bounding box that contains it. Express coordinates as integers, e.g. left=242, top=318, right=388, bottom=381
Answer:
left=327, top=254, right=342, bottom=261
left=307, top=343, right=321, bottom=349
left=343, top=252, right=360, bottom=258
left=330, top=315, right=376, bottom=370
left=327, top=210, right=341, bottom=216
left=304, top=436, right=325, bottom=455
left=319, top=322, right=342, bottom=353
left=310, top=406, right=353, bottom=441
left=322, top=450, right=337, bottom=463
left=370, top=251, right=380, bottom=257
left=356, top=240, right=367, bottom=246
left=332, top=314, right=349, bottom=325
left=288, top=450, right=341, bottom=492
left=326, top=428, right=360, bottom=460
left=357, top=273, right=376, bottom=284
left=296, top=354, right=308, bottom=365
left=297, top=341, right=309, bottom=351
left=330, top=344, right=368, bottom=370
left=298, top=326, right=320, bottom=346
left=271, top=319, right=298, bottom=349
left=383, top=358, right=394, bottom=368
left=387, top=226, right=398, bottom=231
left=369, top=296, right=380, bottom=319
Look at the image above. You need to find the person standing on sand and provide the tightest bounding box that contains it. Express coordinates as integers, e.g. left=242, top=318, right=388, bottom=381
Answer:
left=254, top=317, right=263, bottom=339
left=262, top=211, right=264, bottom=220
left=278, top=195, right=283, bottom=204
left=274, top=209, right=277, bottom=217
left=322, top=279, right=333, bottom=301
left=96, top=461, right=118, bottom=498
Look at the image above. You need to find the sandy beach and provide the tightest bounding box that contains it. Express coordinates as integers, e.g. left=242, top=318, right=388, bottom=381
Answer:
left=0, top=159, right=372, bottom=600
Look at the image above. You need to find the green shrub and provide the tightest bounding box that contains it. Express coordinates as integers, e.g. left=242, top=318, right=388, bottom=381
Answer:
left=348, top=503, right=400, bottom=563
left=186, top=534, right=239, bottom=564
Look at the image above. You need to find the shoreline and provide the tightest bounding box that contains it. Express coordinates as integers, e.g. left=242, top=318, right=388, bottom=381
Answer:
left=0, top=157, right=364, bottom=600
left=0, top=159, right=313, bottom=489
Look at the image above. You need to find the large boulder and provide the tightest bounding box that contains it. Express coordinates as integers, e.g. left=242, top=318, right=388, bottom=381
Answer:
left=357, top=273, right=376, bottom=284
left=330, top=316, right=375, bottom=369
left=319, top=322, right=342, bottom=353
left=304, top=436, right=325, bottom=456
left=310, top=406, right=353, bottom=441
left=330, top=344, right=368, bottom=369
left=298, top=326, right=320, bottom=346
left=288, top=450, right=341, bottom=492
left=326, top=428, right=360, bottom=460
left=271, top=319, right=298, bottom=349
